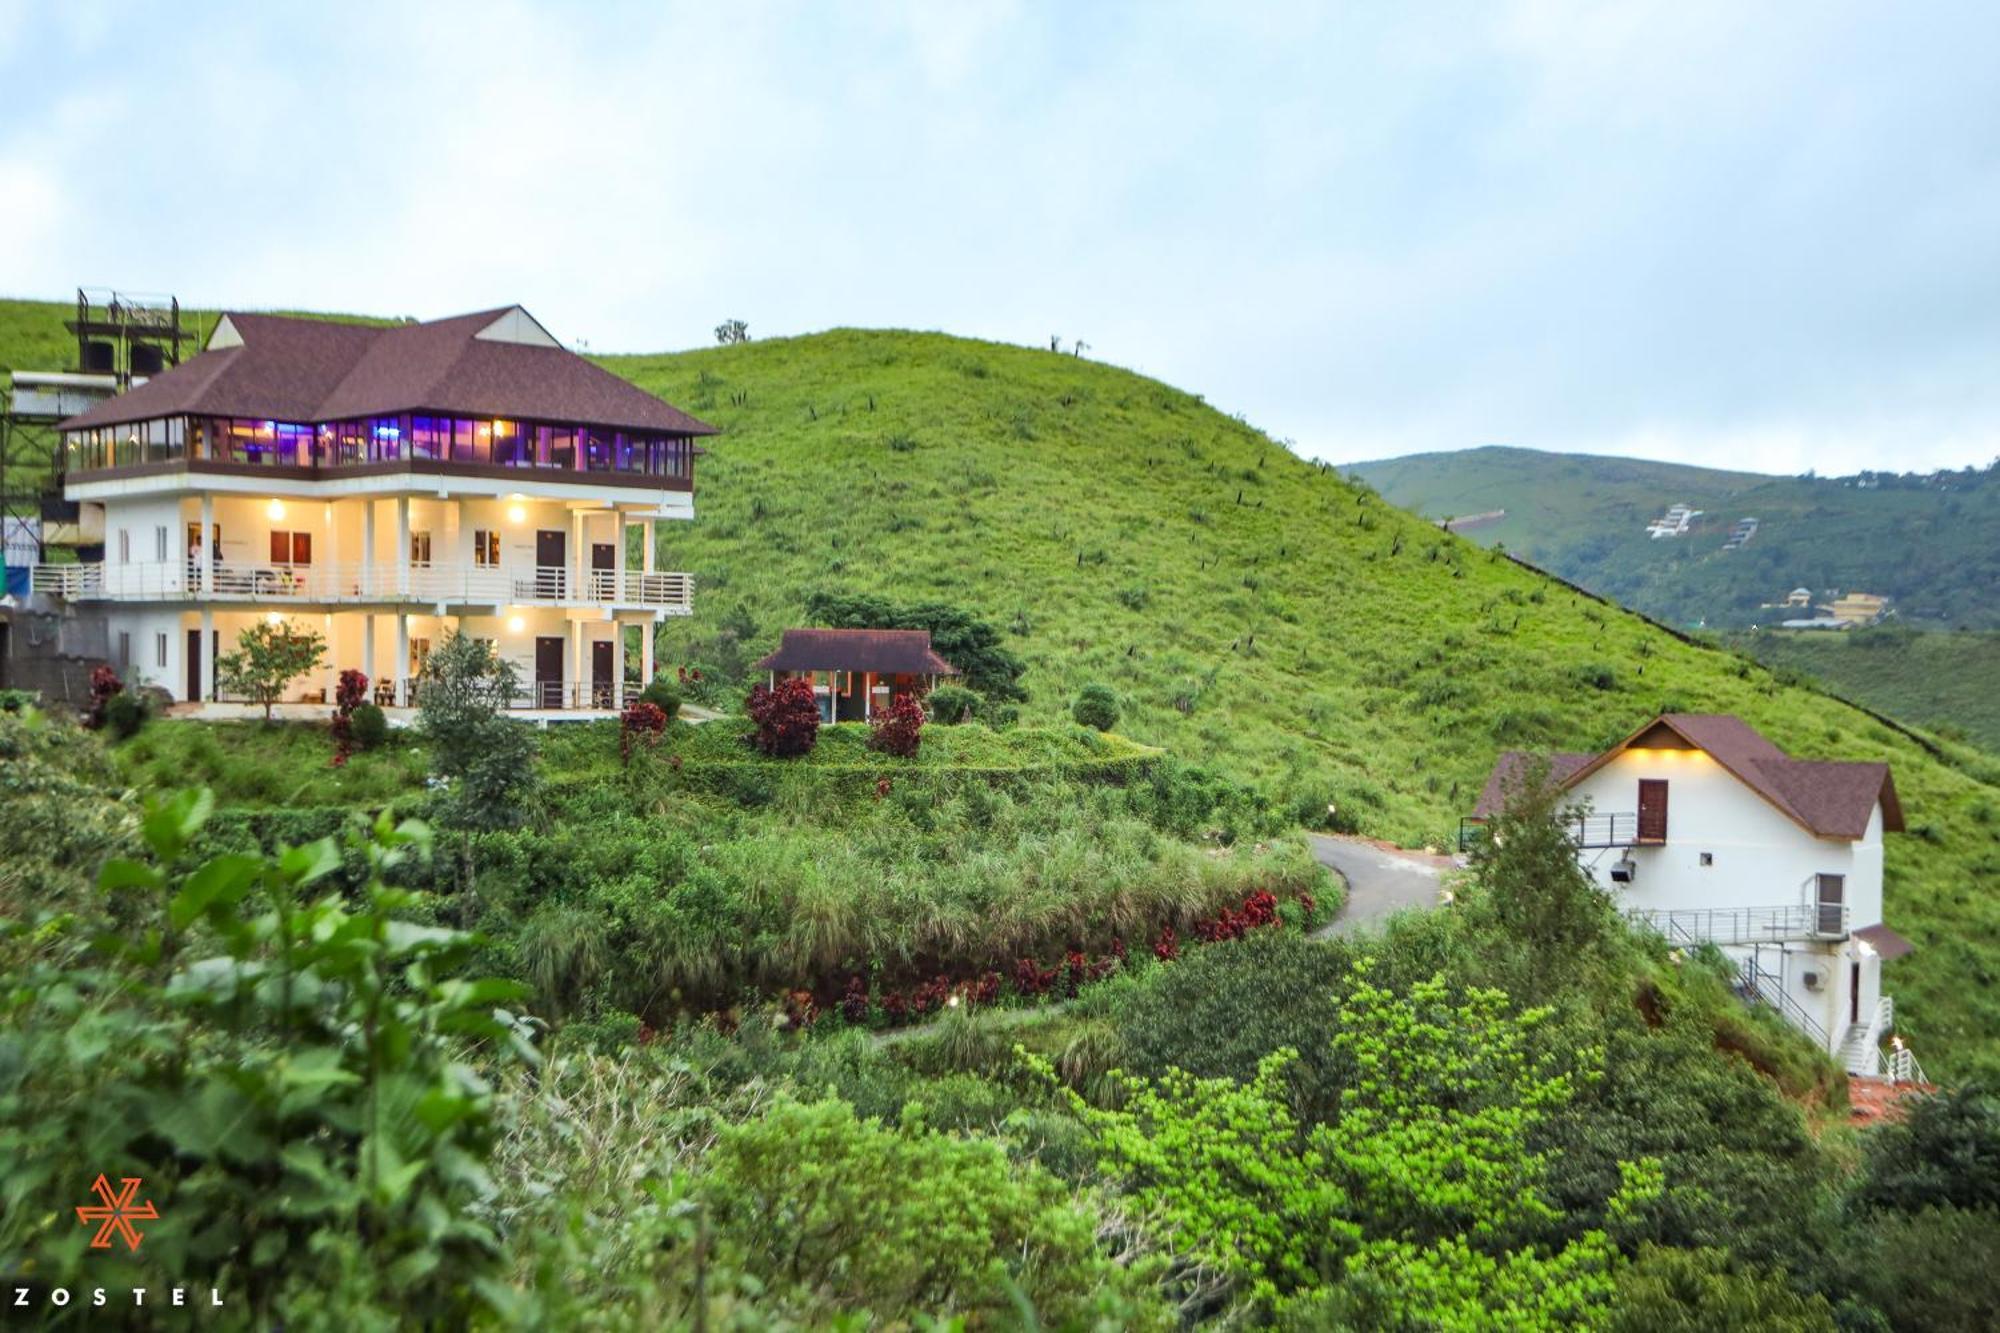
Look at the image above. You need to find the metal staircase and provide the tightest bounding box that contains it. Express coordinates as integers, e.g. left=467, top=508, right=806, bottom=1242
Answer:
left=1734, top=952, right=1829, bottom=1052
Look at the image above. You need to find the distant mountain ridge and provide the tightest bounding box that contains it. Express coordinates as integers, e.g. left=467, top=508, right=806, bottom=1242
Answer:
left=1345, top=445, right=2000, bottom=629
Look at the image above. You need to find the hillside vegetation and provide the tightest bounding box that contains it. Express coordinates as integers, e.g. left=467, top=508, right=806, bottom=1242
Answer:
left=1345, top=443, right=2000, bottom=629
left=4, top=295, right=1998, bottom=1074
left=1731, top=627, right=2000, bottom=754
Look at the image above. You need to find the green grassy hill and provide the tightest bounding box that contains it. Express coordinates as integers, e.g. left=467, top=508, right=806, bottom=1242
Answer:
left=4, top=297, right=1999, bottom=1077
left=1345, top=444, right=2000, bottom=629
left=1732, top=627, right=2000, bottom=753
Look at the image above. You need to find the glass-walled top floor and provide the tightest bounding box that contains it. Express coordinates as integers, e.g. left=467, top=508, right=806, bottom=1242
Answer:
left=64, top=413, right=697, bottom=482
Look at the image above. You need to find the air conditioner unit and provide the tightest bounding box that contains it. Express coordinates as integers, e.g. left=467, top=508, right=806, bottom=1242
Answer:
left=1801, top=970, right=1824, bottom=991
left=1609, top=857, right=1637, bottom=884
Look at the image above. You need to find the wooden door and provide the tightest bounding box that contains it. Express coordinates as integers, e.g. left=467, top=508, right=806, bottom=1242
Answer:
left=535, top=636, right=565, bottom=708
left=535, top=530, right=567, bottom=598
left=186, top=628, right=201, bottom=701
left=1636, top=779, right=1669, bottom=844
left=591, top=542, right=615, bottom=599
left=591, top=640, right=614, bottom=707
left=1850, top=961, right=1862, bottom=1025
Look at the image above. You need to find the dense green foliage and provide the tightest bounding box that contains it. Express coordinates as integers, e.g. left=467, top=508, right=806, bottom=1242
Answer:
left=417, top=631, right=537, bottom=829
left=1072, top=681, right=1121, bottom=731
left=1732, top=626, right=2000, bottom=752
left=1348, top=444, right=2000, bottom=629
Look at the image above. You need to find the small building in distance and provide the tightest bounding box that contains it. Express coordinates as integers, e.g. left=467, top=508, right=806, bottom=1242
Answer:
left=1827, top=592, right=1889, bottom=627
left=1722, top=517, right=1759, bottom=550
left=1645, top=503, right=1703, bottom=539
left=755, top=628, right=958, bottom=723
left=1783, top=587, right=1813, bottom=608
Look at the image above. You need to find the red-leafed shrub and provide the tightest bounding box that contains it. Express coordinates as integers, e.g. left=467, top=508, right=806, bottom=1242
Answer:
left=1014, top=957, right=1057, bottom=997
left=1153, top=925, right=1180, bottom=962
left=971, top=972, right=1002, bottom=1005
left=881, top=991, right=909, bottom=1022
left=620, top=700, right=669, bottom=762
left=1110, top=936, right=1129, bottom=963
left=866, top=692, right=925, bottom=758
left=782, top=989, right=818, bottom=1028
left=330, top=668, right=370, bottom=766
left=910, top=975, right=951, bottom=1016
left=745, top=678, right=820, bottom=757
left=839, top=975, right=871, bottom=1024
left=875, top=777, right=893, bottom=800
left=84, top=665, right=123, bottom=730
left=1299, top=892, right=1317, bottom=921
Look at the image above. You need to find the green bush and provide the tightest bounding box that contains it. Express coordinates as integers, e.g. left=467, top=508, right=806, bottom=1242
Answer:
left=0, top=688, right=37, bottom=713
left=699, top=1097, right=1171, bottom=1327
left=1072, top=682, right=1120, bottom=731
left=348, top=701, right=388, bottom=749
left=101, top=689, right=148, bottom=739
left=638, top=677, right=683, bottom=720
left=926, top=682, right=980, bottom=724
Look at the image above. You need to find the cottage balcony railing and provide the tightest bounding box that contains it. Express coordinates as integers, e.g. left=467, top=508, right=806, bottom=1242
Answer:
left=31, top=559, right=692, bottom=612
left=1458, top=811, right=1651, bottom=852
left=1626, top=902, right=1848, bottom=947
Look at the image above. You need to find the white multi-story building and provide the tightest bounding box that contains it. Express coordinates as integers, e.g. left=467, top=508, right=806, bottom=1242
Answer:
left=32, top=305, right=713, bottom=711
left=1471, top=713, right=1915, bottom=1076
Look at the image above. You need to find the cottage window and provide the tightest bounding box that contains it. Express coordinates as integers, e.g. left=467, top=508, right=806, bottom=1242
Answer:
left=154, top=525, right=169, bottom=562
left=155, top=632, right=169, bottom=669
left=410, top=531, right=433, bottom=566
left=117, top=529, right=131, bottom=563
left=117, top=631, right=130, bottom=668
left=473, top=530, right=501, bottom=567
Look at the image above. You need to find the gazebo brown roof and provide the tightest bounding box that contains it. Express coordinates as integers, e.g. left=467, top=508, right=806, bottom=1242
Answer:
left=59, top=306, right=717, bottom=438
left=754, top=629, right=959, bottom=677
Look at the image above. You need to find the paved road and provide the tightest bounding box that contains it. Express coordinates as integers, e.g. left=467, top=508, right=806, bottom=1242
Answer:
left=1308, top=835, right=1452, bottom=937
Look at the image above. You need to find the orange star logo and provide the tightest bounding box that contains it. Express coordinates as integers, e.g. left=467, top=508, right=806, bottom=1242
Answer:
left=75, top=1175, right=158, bottom=1252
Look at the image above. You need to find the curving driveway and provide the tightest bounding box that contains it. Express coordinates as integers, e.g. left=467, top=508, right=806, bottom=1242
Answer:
left=1309, top=835, right=1457, bottom=937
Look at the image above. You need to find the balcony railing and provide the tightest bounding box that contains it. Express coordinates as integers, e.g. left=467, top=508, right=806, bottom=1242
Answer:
left=1626, top=903, right=1849, bottom=947
left=32, top=560, right=693, bottom=612
left=1458, top=811, right=1652, bottom=851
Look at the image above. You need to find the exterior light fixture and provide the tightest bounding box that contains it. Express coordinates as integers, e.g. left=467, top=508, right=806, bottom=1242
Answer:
left=265, top=612, right=282, bottom=626
left=266, top=499, right=285, bottom=521
left=507, top=615, right=525, bottom=633
left=507, top=502, right=526, bottom=524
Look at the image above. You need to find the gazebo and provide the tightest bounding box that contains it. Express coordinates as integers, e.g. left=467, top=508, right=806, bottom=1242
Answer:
left=754, top=628, right=959, bottom=722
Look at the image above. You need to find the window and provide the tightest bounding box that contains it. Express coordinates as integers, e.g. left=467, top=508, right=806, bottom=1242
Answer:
left=154, top=525, right=169, bottom=562
left=409, top=636, right=432, bottom=676
left=269, top=531, right=313, bottom=565
left=409, top=530, right=433, bottom=566
left=155, top=632, right=168, bottom=669
left=473, top=530, right=500, bottom=567
left=117, top=632, right=130, bottom=668
left=1815, top=873, right=1846, bottom=936
left=1699, top=852, right=1714, bottom=867
left=117, top=529, right=131, bottom=563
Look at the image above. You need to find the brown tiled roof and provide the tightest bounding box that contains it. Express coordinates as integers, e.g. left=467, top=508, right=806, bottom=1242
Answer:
left=1853, top=923, right=1914, bottom=960
left=1471, top=751, right=1594, bottom=818
left=1471, top=713, right=1902, bottom=840
left=59, top=307, right=716, bottom=437
left=755, top=629, right=959, bottom=676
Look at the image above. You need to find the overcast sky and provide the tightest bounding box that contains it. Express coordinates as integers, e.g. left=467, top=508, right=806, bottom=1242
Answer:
left=4, top=1, right=1998, bottom=474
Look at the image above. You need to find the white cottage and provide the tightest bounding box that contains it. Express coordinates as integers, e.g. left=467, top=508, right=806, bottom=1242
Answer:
left=1470, top=714, right=1913, bottom=1075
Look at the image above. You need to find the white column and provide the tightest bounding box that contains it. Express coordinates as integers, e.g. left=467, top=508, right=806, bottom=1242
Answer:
left=613, top=620, right=627, bottom=711
left=323, top=613, right=336, bottom=702
left=568, top=618, right=584, bottom=711
left=641, top=517, right=655, bottom=573
left=613, top=512, right=627, bottom=604
left=199, top=608, right=215, bottom=702
left=394, top=496, right=411, bottom=597
left=640, top=615, right=655, bottom=689
left=199, top=494, right=214, bottom=596
left=394, top=612, right=409, bottom=707
left=361, top=499, right=376, bottom=597
left=363, top=613, right=377, bottom=696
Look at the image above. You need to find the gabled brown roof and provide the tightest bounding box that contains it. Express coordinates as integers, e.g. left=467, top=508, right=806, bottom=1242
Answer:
left=1472, top=752, right=1594, bottom=819
left=755, top=629, right=959, bottom=676
left=59, top=307, right=717, bottom=437
left=1472, top=713, right=1902, bottom=840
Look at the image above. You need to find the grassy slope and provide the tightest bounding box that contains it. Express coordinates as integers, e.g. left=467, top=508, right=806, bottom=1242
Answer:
left=1345, top=444, right=2000, bottom=629
left=1731, top=629, right=2000, bottom=753
left=3, top=297, right=1996, bottom=1075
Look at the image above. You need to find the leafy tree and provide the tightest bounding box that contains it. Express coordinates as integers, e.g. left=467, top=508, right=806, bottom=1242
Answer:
left=714, top=318, right=749, bottom=344
left=217, top=620, right=327, bottom=722
left=805, top=590, right=1029, bottom=701
left=1462, top=755, right=1620, bottom=1000
left=416, top=630, right=537, bottom=828
left=867, top=692, right=925, bottom=757
left=1030, top=961, right=1657, bottom=1322
left=744, top=677, right=820, bottom=757
left=1605, top=1246, right=1837, bottom=1332
left=0, top=790, right=536, bottom=1326
left=1072, top=681, right=1121, bottom=731
left=1847, top=1086, right=2000, bottom=1215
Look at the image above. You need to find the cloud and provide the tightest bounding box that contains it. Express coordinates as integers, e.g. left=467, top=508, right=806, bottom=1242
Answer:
left=1, top=0, right=1996, bottom=474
